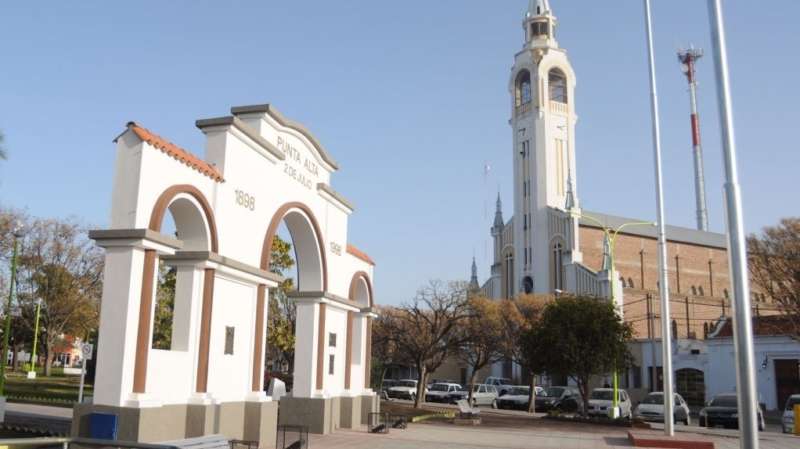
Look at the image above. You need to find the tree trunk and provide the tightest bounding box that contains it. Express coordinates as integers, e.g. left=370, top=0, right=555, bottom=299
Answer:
left=11, top=344, right=20, bottom=371
left=527, top=372, right=537, bottom=413
left=467, top=369, right=479, bottom=405
left=44, top=343, right=54, bottom=377
left=414, top=365, right=427, bottom=409
left=578, top=376, right=589, bottom=417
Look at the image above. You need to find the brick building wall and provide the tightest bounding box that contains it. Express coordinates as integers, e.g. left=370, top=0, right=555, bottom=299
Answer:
left=579, top=225, right=778, bottom=341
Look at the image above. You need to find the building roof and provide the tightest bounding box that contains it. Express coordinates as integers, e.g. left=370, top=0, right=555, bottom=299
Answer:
left=580, top=210, right=727, bottom=249
left=123, top=122, right=224, bottom=183
left=347, top=244, right=375, bottom=266
left=231, top=104, right=340, bottom=171
left=711, top=315, right=798, bottom=338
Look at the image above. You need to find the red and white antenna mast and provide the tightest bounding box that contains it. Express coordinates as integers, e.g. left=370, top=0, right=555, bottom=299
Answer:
left=678, top=45, right=709, bottom=231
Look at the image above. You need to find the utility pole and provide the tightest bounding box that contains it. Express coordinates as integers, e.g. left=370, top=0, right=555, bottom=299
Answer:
left=707, top=1, right=759, bottom=447
left=678, top=46, right=709, bottom=232
left=643, top=0, right=674, bottom=436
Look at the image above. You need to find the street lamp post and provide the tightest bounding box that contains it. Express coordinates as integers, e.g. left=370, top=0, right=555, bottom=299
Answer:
left=643, top=0, right=675, bottom=436
left=0, top=223, right=23, bottom=396
left=27, top=299, right=42, bottom=379
left=706, top=1, right=759, bottom=448
left=579, top=213, right=654, bottom=417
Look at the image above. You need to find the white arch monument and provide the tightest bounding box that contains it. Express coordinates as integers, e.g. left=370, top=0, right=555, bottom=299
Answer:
left=73, top=104, right=378, bottom=444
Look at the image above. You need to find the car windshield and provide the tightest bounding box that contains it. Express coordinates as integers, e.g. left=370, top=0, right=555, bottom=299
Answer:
left=398, top=381, right=416, bottom=387
left=541, top=387, right=565, bottom=397
left=591, top=390, right=615, bottom=400
left=511, top=387, right=530, bottom=396
left=710, top=395, right=738, bottom=407
left=472, top=385, right=482, bottom=392
left=430, top=384, right=449, bottom=392
left=786, top=397, right=800, bottom=411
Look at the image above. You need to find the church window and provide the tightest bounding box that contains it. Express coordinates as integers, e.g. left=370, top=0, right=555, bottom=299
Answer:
left=552, top=241, right=564, bottom=291
left=531, top=21, right=549, bottom=38
left=555, top=139, right=566, bottom=196
left=549, top=69, right=568, bottom=103
left=628, top=277, right=635, bottom=289
left=691, top=286, right=697, bottom=296
left=698, top=286, right=705, bottom=296
left=723, top=289, right=729, bottom=299
left=515, top=70, right=532, bottom=111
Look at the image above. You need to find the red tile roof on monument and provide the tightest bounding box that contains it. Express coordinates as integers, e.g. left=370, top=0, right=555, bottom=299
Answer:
left=347, top=244, right=375, bottom=266
left=125, top=122, right=225, bottom=182
left=713, top=314, right=798, bottom=338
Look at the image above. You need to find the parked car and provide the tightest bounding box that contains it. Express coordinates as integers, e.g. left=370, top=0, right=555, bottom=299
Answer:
left=535, top=386, right=580, bottom=412
left=633, top=392, right=691, bottom=425
left=449, top=384, right=500, bottom=407
left=425, top=383, right=462, bottom=403
left=485, top=377, right=514, bottom=396
left=496, top=386, right=539, bottom=410
left=387, top=379, right=419, bottom=401
left=587, top=388, right=632, bottom=419
left=699, top=393, right=765, bottom=430
left=379, top=379, right=399, bottom=400
left=782, top=394, right=800, bottom=434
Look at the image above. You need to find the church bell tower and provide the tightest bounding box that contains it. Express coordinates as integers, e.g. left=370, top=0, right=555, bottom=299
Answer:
left=510, top=0, right=579, bottom=295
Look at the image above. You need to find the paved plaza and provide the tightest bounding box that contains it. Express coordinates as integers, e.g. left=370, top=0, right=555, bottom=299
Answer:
left=310, top=417, right=799, bottom=449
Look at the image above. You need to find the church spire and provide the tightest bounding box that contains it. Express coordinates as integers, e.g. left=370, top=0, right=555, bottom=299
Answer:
left=493, top=193, right=505, bottom=229
left=469, top=256, right=480, bottom=291
left=527, top=0, right=551, bottom=18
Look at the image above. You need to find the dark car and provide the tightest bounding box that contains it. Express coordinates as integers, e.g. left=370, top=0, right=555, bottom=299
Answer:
left=535, top=386, right=580, bottom=412
left=699, top=393, right=765, bottom=430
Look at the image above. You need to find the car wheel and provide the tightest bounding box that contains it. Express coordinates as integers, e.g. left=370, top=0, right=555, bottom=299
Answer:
left=492, top=399, right=498, bottom=409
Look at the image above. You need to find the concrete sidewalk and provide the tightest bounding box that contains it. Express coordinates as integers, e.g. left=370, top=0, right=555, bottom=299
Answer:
left=310, top=420, right=799, bottom=449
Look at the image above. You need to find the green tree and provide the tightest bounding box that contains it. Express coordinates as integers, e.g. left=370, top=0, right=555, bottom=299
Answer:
left=267, top=235, right=296, bottom=372
left=499, top=294, right=548, bottom=412
left=523, top=295, right=633, bottom=416
left=152, top=262, right=176, bottom=349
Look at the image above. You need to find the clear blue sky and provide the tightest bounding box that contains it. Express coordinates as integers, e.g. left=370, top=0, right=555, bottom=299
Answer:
left=1, top=1, right=797, bottom=305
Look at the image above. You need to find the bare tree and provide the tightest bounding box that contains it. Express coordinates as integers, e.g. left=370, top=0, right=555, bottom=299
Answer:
left=383, top=280, right=471, bottom=408
left=748, top=217, right=800, bottom=339
left=499, top=294, right=548, bottom=412
left=458, top=295, right=507, bottom=405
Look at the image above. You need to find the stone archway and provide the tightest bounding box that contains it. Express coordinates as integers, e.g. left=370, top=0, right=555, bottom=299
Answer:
left=676, top=368, right=705, bottom=407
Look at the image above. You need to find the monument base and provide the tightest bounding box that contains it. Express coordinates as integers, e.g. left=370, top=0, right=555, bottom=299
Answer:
left=278, top=396, right=343, bottom=435
left=359, top=393, right=379, bottom=425
left=339, top=396, right=362, bottom=429
left=73, top=400, right=278, bottom=448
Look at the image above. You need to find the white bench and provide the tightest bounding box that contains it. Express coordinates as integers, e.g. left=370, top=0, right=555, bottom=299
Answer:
left=159, top=434, right=236, bottom=449
left=455, top=399, right=480, bottom=419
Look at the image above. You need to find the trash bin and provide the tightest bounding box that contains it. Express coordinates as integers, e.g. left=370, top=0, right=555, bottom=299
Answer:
left=89, top=412, right=118, bottom=440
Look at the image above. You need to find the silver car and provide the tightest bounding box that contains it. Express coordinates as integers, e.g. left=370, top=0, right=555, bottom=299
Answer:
left=782, top=394, right=800, bottom=434
left=633, top=392, right=691, bottom=425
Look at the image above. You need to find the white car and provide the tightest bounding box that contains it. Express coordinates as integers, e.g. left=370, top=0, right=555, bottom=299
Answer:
left=485, top=376, right=514, bottom=396
left=633, top=392, right=691, bottom=425
left=449, top=384, right=501, bottom=407
left=496, top=386, right=543, bottom=410
left=387, top=379, right=419, bottom=401
left=425, top=383, right=462, bottom=403
left=588, top=388, right=632, bottom=419
left=782, top=394, right=800, bottom=434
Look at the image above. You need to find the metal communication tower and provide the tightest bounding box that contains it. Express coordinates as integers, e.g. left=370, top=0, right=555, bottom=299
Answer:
left=678, top=46, right=709, bottom=232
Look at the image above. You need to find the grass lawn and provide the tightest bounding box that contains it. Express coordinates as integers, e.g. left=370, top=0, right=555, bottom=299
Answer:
left=3, top=368, right=93, bottom=408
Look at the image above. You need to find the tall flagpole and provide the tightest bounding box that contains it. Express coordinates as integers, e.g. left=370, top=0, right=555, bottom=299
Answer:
left=643, top=0, right=674, bottom=436
left=707, top=1, right=759, bottom=448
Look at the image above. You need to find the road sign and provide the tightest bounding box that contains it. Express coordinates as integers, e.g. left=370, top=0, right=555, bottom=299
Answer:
left=82, top=343, right=94, bottom=360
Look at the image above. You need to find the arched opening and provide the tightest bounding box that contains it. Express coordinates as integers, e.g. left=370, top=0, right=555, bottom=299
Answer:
left=134, top=185, right=218, bottom=394
left=502, top=248, right=515, bottom=299
left=676, top=368, right=705, bottom=407
left=261, top=203, right=327, bottom=388
left=548, top=68, right=568, bottom=104
left=346, top=272, right=373, bottom=390
left=515, top=70, right=532, bottom=113
left=551, top=239, right=564, bottom=291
